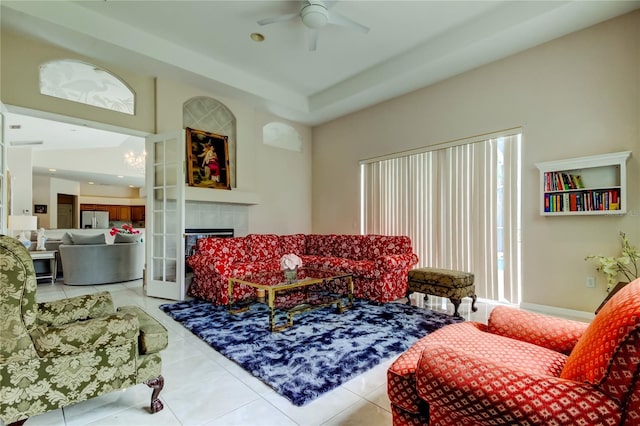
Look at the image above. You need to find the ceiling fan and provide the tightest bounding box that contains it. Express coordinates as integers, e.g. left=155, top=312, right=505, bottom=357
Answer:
left=257, top=0, right=370, bottom=51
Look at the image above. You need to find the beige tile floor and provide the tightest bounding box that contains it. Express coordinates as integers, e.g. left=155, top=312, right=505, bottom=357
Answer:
left=7, top=280, right=495, bottom=426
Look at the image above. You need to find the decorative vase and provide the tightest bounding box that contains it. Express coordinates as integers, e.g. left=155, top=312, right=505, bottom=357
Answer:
left=284, top=268, right=298, bottom=283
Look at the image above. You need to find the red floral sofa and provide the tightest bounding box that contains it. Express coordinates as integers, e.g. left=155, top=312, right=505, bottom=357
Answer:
left=187, top=233, right=418, bottom=305
left=388, top=278, right=640, bottom=425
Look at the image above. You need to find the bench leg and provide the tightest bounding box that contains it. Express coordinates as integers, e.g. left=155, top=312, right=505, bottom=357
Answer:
left=450, top=295, right=478, bottom=317
left=450, top=298, right=462, bottom=317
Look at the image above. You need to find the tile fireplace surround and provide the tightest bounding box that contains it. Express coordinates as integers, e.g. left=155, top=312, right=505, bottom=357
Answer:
left=185, top=201, right=248, bottom=237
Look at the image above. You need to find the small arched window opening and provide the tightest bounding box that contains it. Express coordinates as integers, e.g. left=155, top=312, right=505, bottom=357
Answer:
left=263, top=122, right=302, bottom=152
left=39, top=59, right=135, bottom=115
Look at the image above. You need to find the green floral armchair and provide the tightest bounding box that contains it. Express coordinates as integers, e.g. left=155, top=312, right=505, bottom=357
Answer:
left=0, top=235, right=168, bottom=426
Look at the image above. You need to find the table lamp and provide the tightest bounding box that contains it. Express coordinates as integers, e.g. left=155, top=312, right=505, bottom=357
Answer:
left=8, top=215, right=38, bottom=249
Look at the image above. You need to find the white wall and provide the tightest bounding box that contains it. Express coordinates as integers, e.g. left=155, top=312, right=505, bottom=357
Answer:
left=155, top=79, right=313, bottom=235
left=7, top=147, right=33, bottom=215
left=48, top=177, right=80, bottom=229
left=33, top=175, right=53, bottom=228
left=312, top=11, right=640, bottom=313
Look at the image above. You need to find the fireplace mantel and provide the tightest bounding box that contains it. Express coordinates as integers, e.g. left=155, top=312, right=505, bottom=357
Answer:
left=185, top=186, right=259, bottom=205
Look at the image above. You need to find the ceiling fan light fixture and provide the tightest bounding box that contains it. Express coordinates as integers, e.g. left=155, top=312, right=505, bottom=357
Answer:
left=301, top=3, right=329, bottom=29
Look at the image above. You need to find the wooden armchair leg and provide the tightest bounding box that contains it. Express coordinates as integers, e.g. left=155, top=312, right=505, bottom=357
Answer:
left=145, top=374, right=165, bottom=413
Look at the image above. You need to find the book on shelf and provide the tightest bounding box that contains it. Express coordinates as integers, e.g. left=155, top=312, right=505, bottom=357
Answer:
left=569, top=193, right=577, bottom=211
left=544, top=188, right=620, bottom=213
left=572, top=174, right=584, bottom=189
left=563, top=193, right=570, bottom=211
left=544, top=171, right=585, bottom=192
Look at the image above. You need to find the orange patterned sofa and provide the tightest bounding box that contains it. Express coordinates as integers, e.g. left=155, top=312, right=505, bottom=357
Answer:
left=187, top=233, right=419, bottom=305
left=388, top=278, right=640, bottom=425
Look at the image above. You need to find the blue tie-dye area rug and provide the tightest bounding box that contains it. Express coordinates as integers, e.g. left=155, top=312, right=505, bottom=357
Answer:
left=159, top=299, right=463, bottom=406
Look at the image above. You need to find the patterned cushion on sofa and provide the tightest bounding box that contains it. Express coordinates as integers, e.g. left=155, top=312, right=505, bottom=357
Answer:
left=308, top=257, right=376, bottom=277
left=196, top=237, right=249, bottom=263
left=279, top=234, right=306, bottom=256
left=361, top=235, right=411, bottom=259
left=332, top=235, right=368, bottom=260
left=305, top=234, right=337, bottom=256
left=232, top=260, right=280, bottom=276
left=246, top=234, right=281, bottom=262
left=561, top=279, right=640, bottom=402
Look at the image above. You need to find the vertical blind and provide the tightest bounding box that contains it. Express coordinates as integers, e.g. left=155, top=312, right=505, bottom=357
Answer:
left=361, top=132, right=521, bottom=304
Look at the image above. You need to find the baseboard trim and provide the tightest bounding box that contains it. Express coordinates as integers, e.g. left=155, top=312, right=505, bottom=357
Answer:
left=520, top=302, right=595, bottom=322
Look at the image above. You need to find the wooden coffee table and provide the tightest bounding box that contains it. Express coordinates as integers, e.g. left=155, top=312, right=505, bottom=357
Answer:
left=228, top=268, right=354, bottom=332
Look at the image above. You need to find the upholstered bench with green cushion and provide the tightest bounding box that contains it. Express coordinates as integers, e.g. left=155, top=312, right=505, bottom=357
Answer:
left=406, top=267, right=477, bottom=316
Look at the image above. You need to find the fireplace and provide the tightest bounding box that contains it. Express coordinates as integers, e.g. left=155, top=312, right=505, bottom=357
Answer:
left=185, top=228, right=234, bottom=271
left=185, top=228, right=234, bottom=256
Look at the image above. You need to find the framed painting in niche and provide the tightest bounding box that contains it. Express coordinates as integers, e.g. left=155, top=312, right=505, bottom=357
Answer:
left=186, top=127, right=231, bottom=189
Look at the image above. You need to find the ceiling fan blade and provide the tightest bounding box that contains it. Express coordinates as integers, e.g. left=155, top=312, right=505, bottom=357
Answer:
left=307, top=28, right=319, bottom=51
left=328, top=11, right=370, bottom=34
left=257, top=13, right=299, bottom=26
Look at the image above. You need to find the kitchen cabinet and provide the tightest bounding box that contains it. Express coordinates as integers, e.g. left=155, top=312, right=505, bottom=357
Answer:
left=119, top=206, right=131, bottom=221
left=131, top=206, right=145, bottom=221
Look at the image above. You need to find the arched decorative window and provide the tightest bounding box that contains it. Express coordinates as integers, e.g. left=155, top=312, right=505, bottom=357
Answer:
left=262, top=122, right=302, bottom=152
left=183, top=97, right=237, bottom=188
left=39, top=59, right=135, bottom=115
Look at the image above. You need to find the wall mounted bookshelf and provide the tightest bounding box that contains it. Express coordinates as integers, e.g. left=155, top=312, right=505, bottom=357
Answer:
left=535, top=151, right=631, bottom=216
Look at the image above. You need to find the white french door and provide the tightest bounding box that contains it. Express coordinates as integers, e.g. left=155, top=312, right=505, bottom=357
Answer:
left=145, top=131, right=186, bottom=300
left=0, top=105, right=6, bottom=232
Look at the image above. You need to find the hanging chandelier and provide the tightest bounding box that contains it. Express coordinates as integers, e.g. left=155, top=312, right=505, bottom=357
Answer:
left=124, top=150, right=146, bottom=172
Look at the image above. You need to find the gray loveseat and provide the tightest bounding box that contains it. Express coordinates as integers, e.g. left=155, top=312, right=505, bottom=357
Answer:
left=59, top=232, right=144, bottom=285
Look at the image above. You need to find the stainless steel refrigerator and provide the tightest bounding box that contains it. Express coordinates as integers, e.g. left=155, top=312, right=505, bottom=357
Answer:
left=81, top=211, right=109, bottom=229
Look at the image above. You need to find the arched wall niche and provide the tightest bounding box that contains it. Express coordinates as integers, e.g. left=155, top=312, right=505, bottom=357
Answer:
left=262, top=122, right=302, bottom=152
left=183, top=97, right=237, bottom=188
left=39, top=59, right=135, bottom=115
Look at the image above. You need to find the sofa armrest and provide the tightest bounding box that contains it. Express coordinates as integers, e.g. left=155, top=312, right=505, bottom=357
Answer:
left=187, top=253, right=231, bottom=276
left=118, top=306, right=168, bottom=354
left=186, top=252, right=204, bottom=269
left=30, top=313, right=139, bottom=358
left=416, top=343, right=619, bottom=424
left=37, top=291, right=115, bottom=327
left=488, top=306, right=589, bottom=354
left=374, top=253, right=419, bottom=271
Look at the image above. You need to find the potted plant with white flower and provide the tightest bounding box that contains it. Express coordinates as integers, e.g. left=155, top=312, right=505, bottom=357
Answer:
left=585, top=231, right=639, bottom=293
left=280, top=253, right=303, bottom=283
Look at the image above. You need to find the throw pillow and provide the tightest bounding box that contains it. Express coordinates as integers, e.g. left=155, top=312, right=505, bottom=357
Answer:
left=561, top=280, right=640, bottom=386
left=70, top=233, right=106, bottom=245
left=114, top=233, right=141, bottom=244
left=61, top=232, right=73, bottom=245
